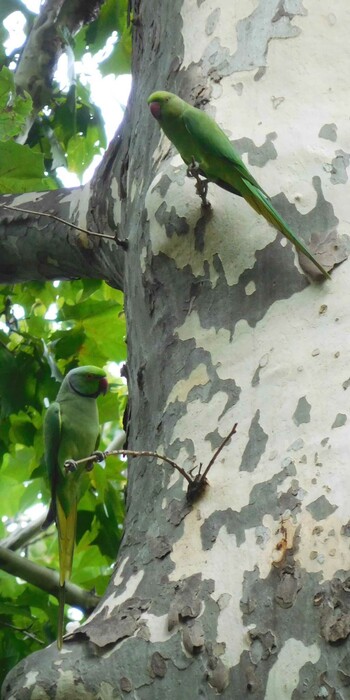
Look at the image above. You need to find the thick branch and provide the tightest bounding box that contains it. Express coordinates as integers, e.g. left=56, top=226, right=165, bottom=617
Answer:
left=0, top=546, right=99, bottom=611
left=0, top=186, right=125, bottom=288
left=15, top=0, right=105, bottom=141
left=0, top=514, right=47, bottom=551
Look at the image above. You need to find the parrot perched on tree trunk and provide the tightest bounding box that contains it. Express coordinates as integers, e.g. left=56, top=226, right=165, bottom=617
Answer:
left=147, top=90, right=330, bottom=279
left=43, top=365, right=108, bottom=650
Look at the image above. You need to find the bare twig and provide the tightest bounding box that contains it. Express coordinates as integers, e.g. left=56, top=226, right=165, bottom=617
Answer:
left=1, top=203, right=128, bottom=249
left=67, top=449, right=193, bottom=484
left=64, top=423, right=238, bottom=504
left=201, top=422, right=238, bottom=480
left=0, top=620, right=45, bottom=645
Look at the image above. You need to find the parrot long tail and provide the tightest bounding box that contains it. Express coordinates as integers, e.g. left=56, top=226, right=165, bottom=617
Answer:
left=242, top=178, right=330, bottom=279
left=56, top=499, right=77, bottom=649
left=57, top=584, right=65, bottom=651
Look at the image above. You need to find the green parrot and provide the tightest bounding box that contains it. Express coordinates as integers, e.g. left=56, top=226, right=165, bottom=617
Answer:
left=43, top=365, right=108, bottom=649
left=147, top=91, right=330, bottom=279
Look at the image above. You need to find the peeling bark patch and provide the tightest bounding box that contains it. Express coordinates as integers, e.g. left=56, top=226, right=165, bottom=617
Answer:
left=168, top=574, right=213, bottom=631
left=182, top=620, right=205, bottom=655
left=249, top=629, right=278, bottom=663
left=155, top=201, right=189, bottom=238
left=239, top=410, right=268, bottom=472
left=141, top=535, right=172, bottom=564
left=331, top=412, right=347, bottom=429
left=80, top=596, right=151, bottom=647
left=318, top=123, right=337, bottom=142
left=237, top=564, right=329, bottom=696
left=317, top=577, right=350, bottom=644
left=306, top=495, right=337, bottom=521
left=206, top=656, right=229, bottom=692
left=292, top=396, right=311, bottom=425
left=275, top=566, right=302, bottom=608
left=150, top=651, right=167, bottom=678
left=201, top=462, right=296, bottom=549
left=120, top=676, right=133, bottom=692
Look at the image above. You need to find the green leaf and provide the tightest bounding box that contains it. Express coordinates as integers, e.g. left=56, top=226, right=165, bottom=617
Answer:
left=0, top=66, right=32, bottom=141
left=0, top=141, right=56, bottom=193
left=99, top=31, right=132, bottom=77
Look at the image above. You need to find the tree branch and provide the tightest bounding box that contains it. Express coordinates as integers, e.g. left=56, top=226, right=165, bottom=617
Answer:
left=0, top=514, right=47, bottom=552
left=15, top=0, right=106, bottom=142
left=0, top=186, right=125, bottom=288
left=0, top=546, right=99, bottom=611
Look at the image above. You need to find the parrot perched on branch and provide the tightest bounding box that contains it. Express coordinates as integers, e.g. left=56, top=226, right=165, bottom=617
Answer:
left=43, top=365, right=108, bottom=649
left=147, top=90, right=330, bottom=279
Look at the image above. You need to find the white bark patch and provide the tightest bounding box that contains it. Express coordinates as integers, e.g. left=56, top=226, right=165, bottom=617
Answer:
left=23, top=671, right=39, bottom=689
left=208, top=0, right=349, bottom=240
left=168, top=260, right=350, bottom=595
left=181, top=0, right=259, bottom=68
left=110, top=176, right=122, bottom=225
left=146, top=164, right=277, bottom=285
left=142, top=612, right=174, bottom=643
left=166, top=363, right=210, bottom=406
left=264, top=639, right=320, bottom=699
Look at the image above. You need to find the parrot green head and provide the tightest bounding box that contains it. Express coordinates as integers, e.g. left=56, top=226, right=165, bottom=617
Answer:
left=148, top=91, right=186, bottom=122
left=65, top=366, right=108, bottom=399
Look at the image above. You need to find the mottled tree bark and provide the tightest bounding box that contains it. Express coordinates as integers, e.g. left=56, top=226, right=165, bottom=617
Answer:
left=2, top=0, right=350, bottom=698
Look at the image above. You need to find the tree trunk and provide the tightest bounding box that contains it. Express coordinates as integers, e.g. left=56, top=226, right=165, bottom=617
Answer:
left=2, top=0, right=350, bottom=697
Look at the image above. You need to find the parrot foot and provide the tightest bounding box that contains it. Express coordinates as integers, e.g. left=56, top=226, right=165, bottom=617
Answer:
left=91, top=450, right=105, bottom=463
left=187, top=158, right=211, bottom=209
left=64, top=459, right=77, bottom=473
left=85, top=450, right=105, bottom=472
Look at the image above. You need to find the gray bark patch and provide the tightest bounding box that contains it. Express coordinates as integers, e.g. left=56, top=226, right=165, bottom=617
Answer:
left=318, top=123, right=337, bottom=141
left=201, top=462, right=296, bottom=550
left=306, top=495, right=337, bottom=521
left=292, top=396, right=311, bottom=425
left=331, top=413, right=347, bottom=429
left=155, top=202, right=189, bottom=238
left=239, top=410, right=268, bottom=472
left=330, top=150, right=349, bottom=185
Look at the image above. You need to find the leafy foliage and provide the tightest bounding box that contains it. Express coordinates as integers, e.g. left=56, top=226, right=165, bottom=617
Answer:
left=0, top=0, right=132, bottom=682
left=0, top=67, right=56, bottom=192
left=0, top=280, right=127, bottom=679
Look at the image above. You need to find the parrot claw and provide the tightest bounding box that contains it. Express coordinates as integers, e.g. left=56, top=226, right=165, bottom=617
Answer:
left=92, top=450, right=105, bottom=463
left=64, top=459, right=77, bottom=473
left=187, top=158, right=211, bottom=208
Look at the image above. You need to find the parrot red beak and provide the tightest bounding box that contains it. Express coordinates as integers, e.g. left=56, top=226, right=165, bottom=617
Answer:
left=99, top=377, right=108, bottom=395
left=149, top=102, right=161, bottom=119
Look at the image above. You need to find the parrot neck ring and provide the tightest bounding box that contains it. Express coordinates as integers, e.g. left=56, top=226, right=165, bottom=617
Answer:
left=68, top=378, right=106, bottom=399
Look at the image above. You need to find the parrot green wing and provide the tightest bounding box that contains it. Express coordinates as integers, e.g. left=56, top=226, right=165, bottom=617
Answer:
left=181, top=106, right=268, bottom=196
left=181, top=106, right=329, bottom=278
